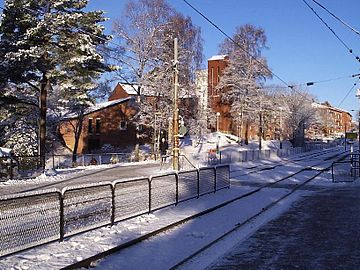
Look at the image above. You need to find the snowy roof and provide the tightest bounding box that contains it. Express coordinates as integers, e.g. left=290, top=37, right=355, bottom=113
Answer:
left=208, top=55, right=227, bottom=61
left=121, top=84, right=139, bottom=95
left=312, top=102, right=351, bottom=115
left=62, top=97, right=132, bottom=119
left=119, top=83, right=156, bottom=96
left=87, top=97, right=132, bottom=113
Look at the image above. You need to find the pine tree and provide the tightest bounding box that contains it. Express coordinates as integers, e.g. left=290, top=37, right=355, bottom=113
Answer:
left=0, top=0, right=111, bottom=167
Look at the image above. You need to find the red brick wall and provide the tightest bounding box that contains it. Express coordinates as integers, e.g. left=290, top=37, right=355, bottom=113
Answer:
left=59, top=101, right=138, bottom=153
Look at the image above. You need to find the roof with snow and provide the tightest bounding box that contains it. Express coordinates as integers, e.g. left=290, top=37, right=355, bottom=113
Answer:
left=121, top=84, right=139, bottom=95
left=119, top=83, right=157, bottom=96
left=208, top=55, right=228, bottom=61
left=62, top=97, right=132, bottom=120
left=312, top=102, right=352, bottom=115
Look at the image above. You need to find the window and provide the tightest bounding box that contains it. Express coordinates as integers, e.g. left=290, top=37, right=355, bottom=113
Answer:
left=88, top=118, right=93, bottom=134
left=95, top=118, right=101, bottom=134
left=217, top=66, right=220, bottom=83
left=119, top=121, right=127, bottom=130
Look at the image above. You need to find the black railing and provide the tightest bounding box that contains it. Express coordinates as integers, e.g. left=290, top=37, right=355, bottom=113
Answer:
left=0, top=164, right=230, bottom=258
left=332, top=153, right=360, bottom=182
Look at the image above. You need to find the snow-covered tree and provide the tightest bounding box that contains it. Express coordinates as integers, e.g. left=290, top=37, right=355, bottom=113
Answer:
left=216, top=24, right=272, bottom=144
left=283, top=87, right=317, bottom=146
left=111, top=0, right=203, bottom=156
left=0, top=0, right=111, bottom=162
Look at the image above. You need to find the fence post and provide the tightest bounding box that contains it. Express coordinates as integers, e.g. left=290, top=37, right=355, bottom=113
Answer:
left=99, top=155, right=102, bottom=165
left=52, top=154, right=55, bottom=170
left=196, top=169, right=200, bottom=199
left=219, top=152, right=222, bottom=164
left=175, top=173, right=179, bottom=205
left=214, top=167, right=217, bottom=193
left=148, top=179, right=152, bottom=213
left=111, top=184, right=115, bottom=226
left=59, top=192, right=65, bottom=242
left=82, top=155, right=85, bottom=166
left=331, top=163, right=335, bottom=182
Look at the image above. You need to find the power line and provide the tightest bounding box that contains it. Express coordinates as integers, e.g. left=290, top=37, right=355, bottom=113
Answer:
left=301, top=0, right=360, bottom=63
left=337, top=80, right=358, bottom=107
left=311, top=0, right=360, bottom=37
left=181, top=0, right=291, bottom=88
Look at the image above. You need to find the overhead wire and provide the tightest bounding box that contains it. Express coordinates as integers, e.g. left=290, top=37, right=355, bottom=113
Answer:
left=1, top=3, right=359, bottom=110
left=337, top=80, right=358, bottom=107
left=182, top=0, right=360, bottom=110
left=181, top=0, right=291, bottom=88
left=311, top=0, right=360, bottom=37
left=301, top=0, right=360, bottom=63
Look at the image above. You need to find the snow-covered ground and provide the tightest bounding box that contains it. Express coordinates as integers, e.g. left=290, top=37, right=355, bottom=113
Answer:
left=0, top=133, right=298, bottom=195
left=0, top=147, right=351, bottom=270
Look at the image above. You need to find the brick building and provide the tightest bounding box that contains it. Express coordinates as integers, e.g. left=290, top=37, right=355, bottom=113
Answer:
left=205, top=55, right=352, bottom=142
left=59, top=95, right=138, bottom=154
left=207, top=55, right=259, bottom=140
left=308, top=102, right=353, bottom=139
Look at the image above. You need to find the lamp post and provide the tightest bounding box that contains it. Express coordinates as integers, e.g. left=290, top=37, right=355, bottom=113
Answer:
left=216, top=112, right=220, bottom=132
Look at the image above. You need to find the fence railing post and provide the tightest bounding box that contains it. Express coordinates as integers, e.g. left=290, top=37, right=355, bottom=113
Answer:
left=196, top=169, right=200, bottom=199
left=175, top=173, right=179, bottom=205
left=59, top=192, right=64, bottom=242
left=111, top=184, right=115, bottom=226
left=148, top=179, right=152, bottom=214
left=214, top=167, right=217, bottom=193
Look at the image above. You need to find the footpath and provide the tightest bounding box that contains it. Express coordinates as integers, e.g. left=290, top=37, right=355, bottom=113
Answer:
left=208, top=185, right=360, bottom=269
left=0, top=162, right=162, bottom=196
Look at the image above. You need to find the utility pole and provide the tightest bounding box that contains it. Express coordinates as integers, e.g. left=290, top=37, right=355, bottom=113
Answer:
left=172, top=38, right=180, bottom=171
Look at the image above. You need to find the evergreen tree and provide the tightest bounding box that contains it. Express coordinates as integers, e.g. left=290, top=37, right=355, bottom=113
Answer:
left=0, top=0, right=111, bottom=165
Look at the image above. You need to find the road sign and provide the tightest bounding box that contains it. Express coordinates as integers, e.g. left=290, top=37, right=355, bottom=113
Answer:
left=345, top=132, right=358, bottom=139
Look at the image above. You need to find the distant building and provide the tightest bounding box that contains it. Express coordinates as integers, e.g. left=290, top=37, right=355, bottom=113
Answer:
left=308, top=102, right=353, bottom=139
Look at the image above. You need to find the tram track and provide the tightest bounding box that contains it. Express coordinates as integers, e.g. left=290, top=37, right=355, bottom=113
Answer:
left=60, top=148, right=346, bottom=269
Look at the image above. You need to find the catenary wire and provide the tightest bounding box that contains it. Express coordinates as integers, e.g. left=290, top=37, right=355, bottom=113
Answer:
left=337, top=80, right=358, bottom=107
left=1, top=3, right=357, bottom=109
left=301, top=0, right=360, bottom=63
left=311, top=0, right=360, bottom=37
left=181, top=0, right=291, bottom=88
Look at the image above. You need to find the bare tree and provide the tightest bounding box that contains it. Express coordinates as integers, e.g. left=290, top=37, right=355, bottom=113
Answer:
left=111, top=0, right=203, bottom=156
left=283, top=88, right=317, bottom=146
left=216, top=24, right=272, bottom=144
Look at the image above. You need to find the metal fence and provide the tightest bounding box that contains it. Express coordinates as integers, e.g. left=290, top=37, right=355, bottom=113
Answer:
left=332, top=153, right=360, bottom=182
left=213, top=142, right=338, bottom=165
left=0, top=164, right=230, bottom=258
left=0, top=152, right=134, bottom=180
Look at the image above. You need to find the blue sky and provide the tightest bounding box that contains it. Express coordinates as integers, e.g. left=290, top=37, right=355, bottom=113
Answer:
left=1, top=0, right=360, bottom=114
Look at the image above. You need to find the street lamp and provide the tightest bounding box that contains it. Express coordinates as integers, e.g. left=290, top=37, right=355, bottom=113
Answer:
left=216, top=112, right=220, bottom=132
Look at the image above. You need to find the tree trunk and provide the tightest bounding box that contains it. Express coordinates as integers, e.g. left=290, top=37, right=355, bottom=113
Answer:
left=245, top=120, right=249, bottom=145
left=39, top=73, right=49, bottom=171
left=72, top=118, right=83, bottom=163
